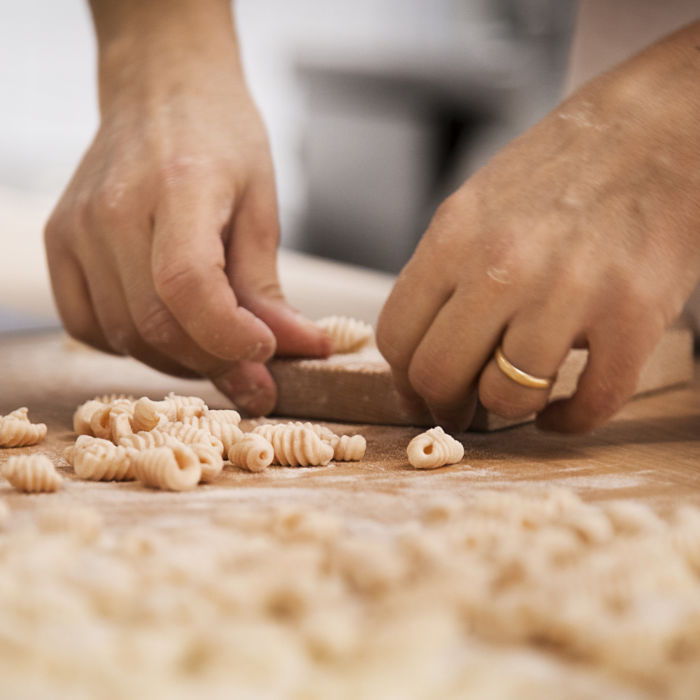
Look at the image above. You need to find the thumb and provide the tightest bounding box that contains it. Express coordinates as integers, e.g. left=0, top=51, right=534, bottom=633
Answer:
left=227, top=181, right=332, bottom=358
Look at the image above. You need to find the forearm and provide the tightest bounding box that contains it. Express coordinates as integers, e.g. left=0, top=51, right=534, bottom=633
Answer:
left=88, top=0, right=244, bottom=114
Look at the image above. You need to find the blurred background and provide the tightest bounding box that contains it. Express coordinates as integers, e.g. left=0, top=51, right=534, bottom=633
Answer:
left=0, top=0, right=577, bottom=332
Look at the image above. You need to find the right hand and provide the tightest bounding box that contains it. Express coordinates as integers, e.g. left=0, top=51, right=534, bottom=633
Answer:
left=45, top=2, right=330, bottom=415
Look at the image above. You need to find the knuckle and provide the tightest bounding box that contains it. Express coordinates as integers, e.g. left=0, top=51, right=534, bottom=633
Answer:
left=407, top=357, right=457, bottom=408
left=478, top=379, right=545, bottom=420
left=152, top=258, right=200, bottom=305
left=90, top=183, right=130, bottom=227
left=135, top=302, right=181, bottom=348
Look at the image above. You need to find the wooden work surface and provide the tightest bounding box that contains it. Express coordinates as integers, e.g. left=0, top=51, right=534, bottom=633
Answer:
left=0, top=330, right=698, bottom=527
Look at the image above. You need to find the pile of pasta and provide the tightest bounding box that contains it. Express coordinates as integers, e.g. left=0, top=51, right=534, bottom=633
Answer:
left=0, top=487, right=698, bottom=698
left=60, top=392, right=368, bottom=492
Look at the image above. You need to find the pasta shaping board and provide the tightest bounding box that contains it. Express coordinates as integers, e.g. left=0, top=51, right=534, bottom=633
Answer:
left=269, top=325, right=694, bottom=431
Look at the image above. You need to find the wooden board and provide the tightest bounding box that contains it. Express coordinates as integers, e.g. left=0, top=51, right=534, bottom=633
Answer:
left=0, top=329, right=698, bottom=526
left=270, top=325, right=694, bottom=430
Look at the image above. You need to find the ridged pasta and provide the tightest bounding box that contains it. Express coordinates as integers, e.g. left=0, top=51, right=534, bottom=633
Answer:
left=164, top=392, right=207, bottom=420
left=118, top=430, right=182, bottom=451
left=228, top=433, right=275, bottom=473
left=315, top=316, right=374, bottom=354
left=190, top=443, right=224, bottom=483
left=406, top=427, right=464, bottom=469
left=0, top=407, right=47, bottom=447
left=89, top=399, right=134, bottom=441
left=334, top=434, right=367, bottom=461
left=72, top=400, right=106, bottom=435
left=179, top=416, right=243, bottom=453
left=131, top=397, right=170, bottom=432
left=132, top=444, right=201, bottom=491
left=157, top=424, right=224, bottom=453
left=204, top=409, right=241, bottom=426
left=2, top=454, right=62, bottom=492
left=292, top=422, right=366, bottom=461
left=252, top=423, right=334, bottom=467
left=71, top=435, right=136, bottom=481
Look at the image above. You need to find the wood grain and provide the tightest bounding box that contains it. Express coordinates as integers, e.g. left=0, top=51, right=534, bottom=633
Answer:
left=269, top=325, right=694, bottom=430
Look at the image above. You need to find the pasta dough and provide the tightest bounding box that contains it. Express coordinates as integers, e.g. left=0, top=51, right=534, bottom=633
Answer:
left=252, top=423, right=334, bottom=467
left=406, top=426, right=464, bottom=469
left=0, top=407, right=47, bottom=447
left=228, top=433, right=275, bottom=473
left=131, top=444, right=202, bottom=491
left=2, top=454, right=62, bottom=492
left=315, top=315, right=374, bottom=353
left=70, top=435, right=136, bottom=482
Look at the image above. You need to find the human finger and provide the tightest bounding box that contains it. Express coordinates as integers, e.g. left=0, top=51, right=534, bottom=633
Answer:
left=535, top=317, right=663, bottom=433
left=478, top=299, right=583, bottom=421
left=226, top=179, right=331, bottom=358
left=151, top=179, right=276, bottom=363
left=406, top=287, right=509, bottom=431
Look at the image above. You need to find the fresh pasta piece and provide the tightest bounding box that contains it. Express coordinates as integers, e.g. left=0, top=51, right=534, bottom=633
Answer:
left=204, top=409, right=241, bottom=426
left=118, top=430, right=181, bottom=451
left=93, top=393, right=134, bottom=404
left=2, top=454, right=62, bottom=492
left=228, top=433, right=275, bottom=473
left=292, top=422, right=366, bottom=462
left=333, top=434, right=367, bottom=462
left=132, top=444, right=201, bottom=491
left=89, top=399, right=134, bottom=441
left=71, top=435, right=136, bottom=481
left=406, top=427, right=464, bottom=470
left=315, top=315, right=374, bottom=353
left=164, top=392, right=207, bottom=420
left=190, top=443, right=224, bottom=483
left=252, top=423, right=334, bottom=467
left=0, top=408, right=47, bottom=447
left=131, top=397, right=170, bottom=432
left=179, top=416, right=243, bottom=453
left=157, top=424, right=224, bottom=453
left=72, top=400, right=105, bottom=435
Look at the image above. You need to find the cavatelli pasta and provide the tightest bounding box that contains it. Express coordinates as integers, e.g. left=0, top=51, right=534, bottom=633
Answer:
left=71, top=435, right=136, bottom=481
left=89, top=399, right=134, bottom=441
left=252, top=423, right=334, bottom=467
left=131, top=397, right=170, bottom=432
left=315, top=315, right=374, bottom=354
left=0, top=407, right=47, bottom=447
left=228, top=433, right=275, bottom=473
left=204, top=409, right=241, bottom=426
left=164, top=392, right=207, bottom=420
left=72, top=400, right=106, bottom=435
left=157, top=423, right=224, bottom=453
left=132, top=444, right=201, bottom=491
left=179, top=416, right=243, bottom=453
left=406, top=427, right=464, bottom=470
left=189, top=443, right=224, bottom=483
left=333, top=434, right=366, bottom=461
left=118, top=430, right=181, bottom=451
left=292, top=422, right=366, bottom=461
left=2, top=454, right=62, bottom=492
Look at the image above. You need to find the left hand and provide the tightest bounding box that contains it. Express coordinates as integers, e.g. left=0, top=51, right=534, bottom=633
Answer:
left=377, top=22, right=700, bottom=433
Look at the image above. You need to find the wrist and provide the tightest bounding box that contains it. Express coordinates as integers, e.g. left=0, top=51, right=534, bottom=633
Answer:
left=90, top=0, right=245, bottom=114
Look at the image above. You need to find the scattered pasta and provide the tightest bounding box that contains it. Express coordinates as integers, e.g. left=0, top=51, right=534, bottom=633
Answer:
left=333, top=434, right=367, bottom=461
left=180, top=416, right=243, bottom=453
left=2, top=454, right=62, bottom=492
left=228, top=433, right=275, bottom=473
left=315, top=315, right=374, bottom=354
left=0, top=407, right=47, bottom=447
left=157, top=424, right=224, bottom=453
left=253, top=423, right=334, bottom=467
left=131, top=444, right=202, bottom=491
left=71, top=435, right=136, bottom=481
left=189, top=443, right=224, bottom=483
left=131, top=397, right=169, bottom=432
left=406, top=426, right=464, bottom=469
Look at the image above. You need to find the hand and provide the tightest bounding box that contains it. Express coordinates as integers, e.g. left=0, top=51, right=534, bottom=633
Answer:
left=377, top=22, right=700, bottom=432
left=45, top=0, right=330, bottom=415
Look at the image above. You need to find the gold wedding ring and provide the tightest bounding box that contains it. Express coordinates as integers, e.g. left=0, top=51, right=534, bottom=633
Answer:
left=494, top=346, right=553, bottom=390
